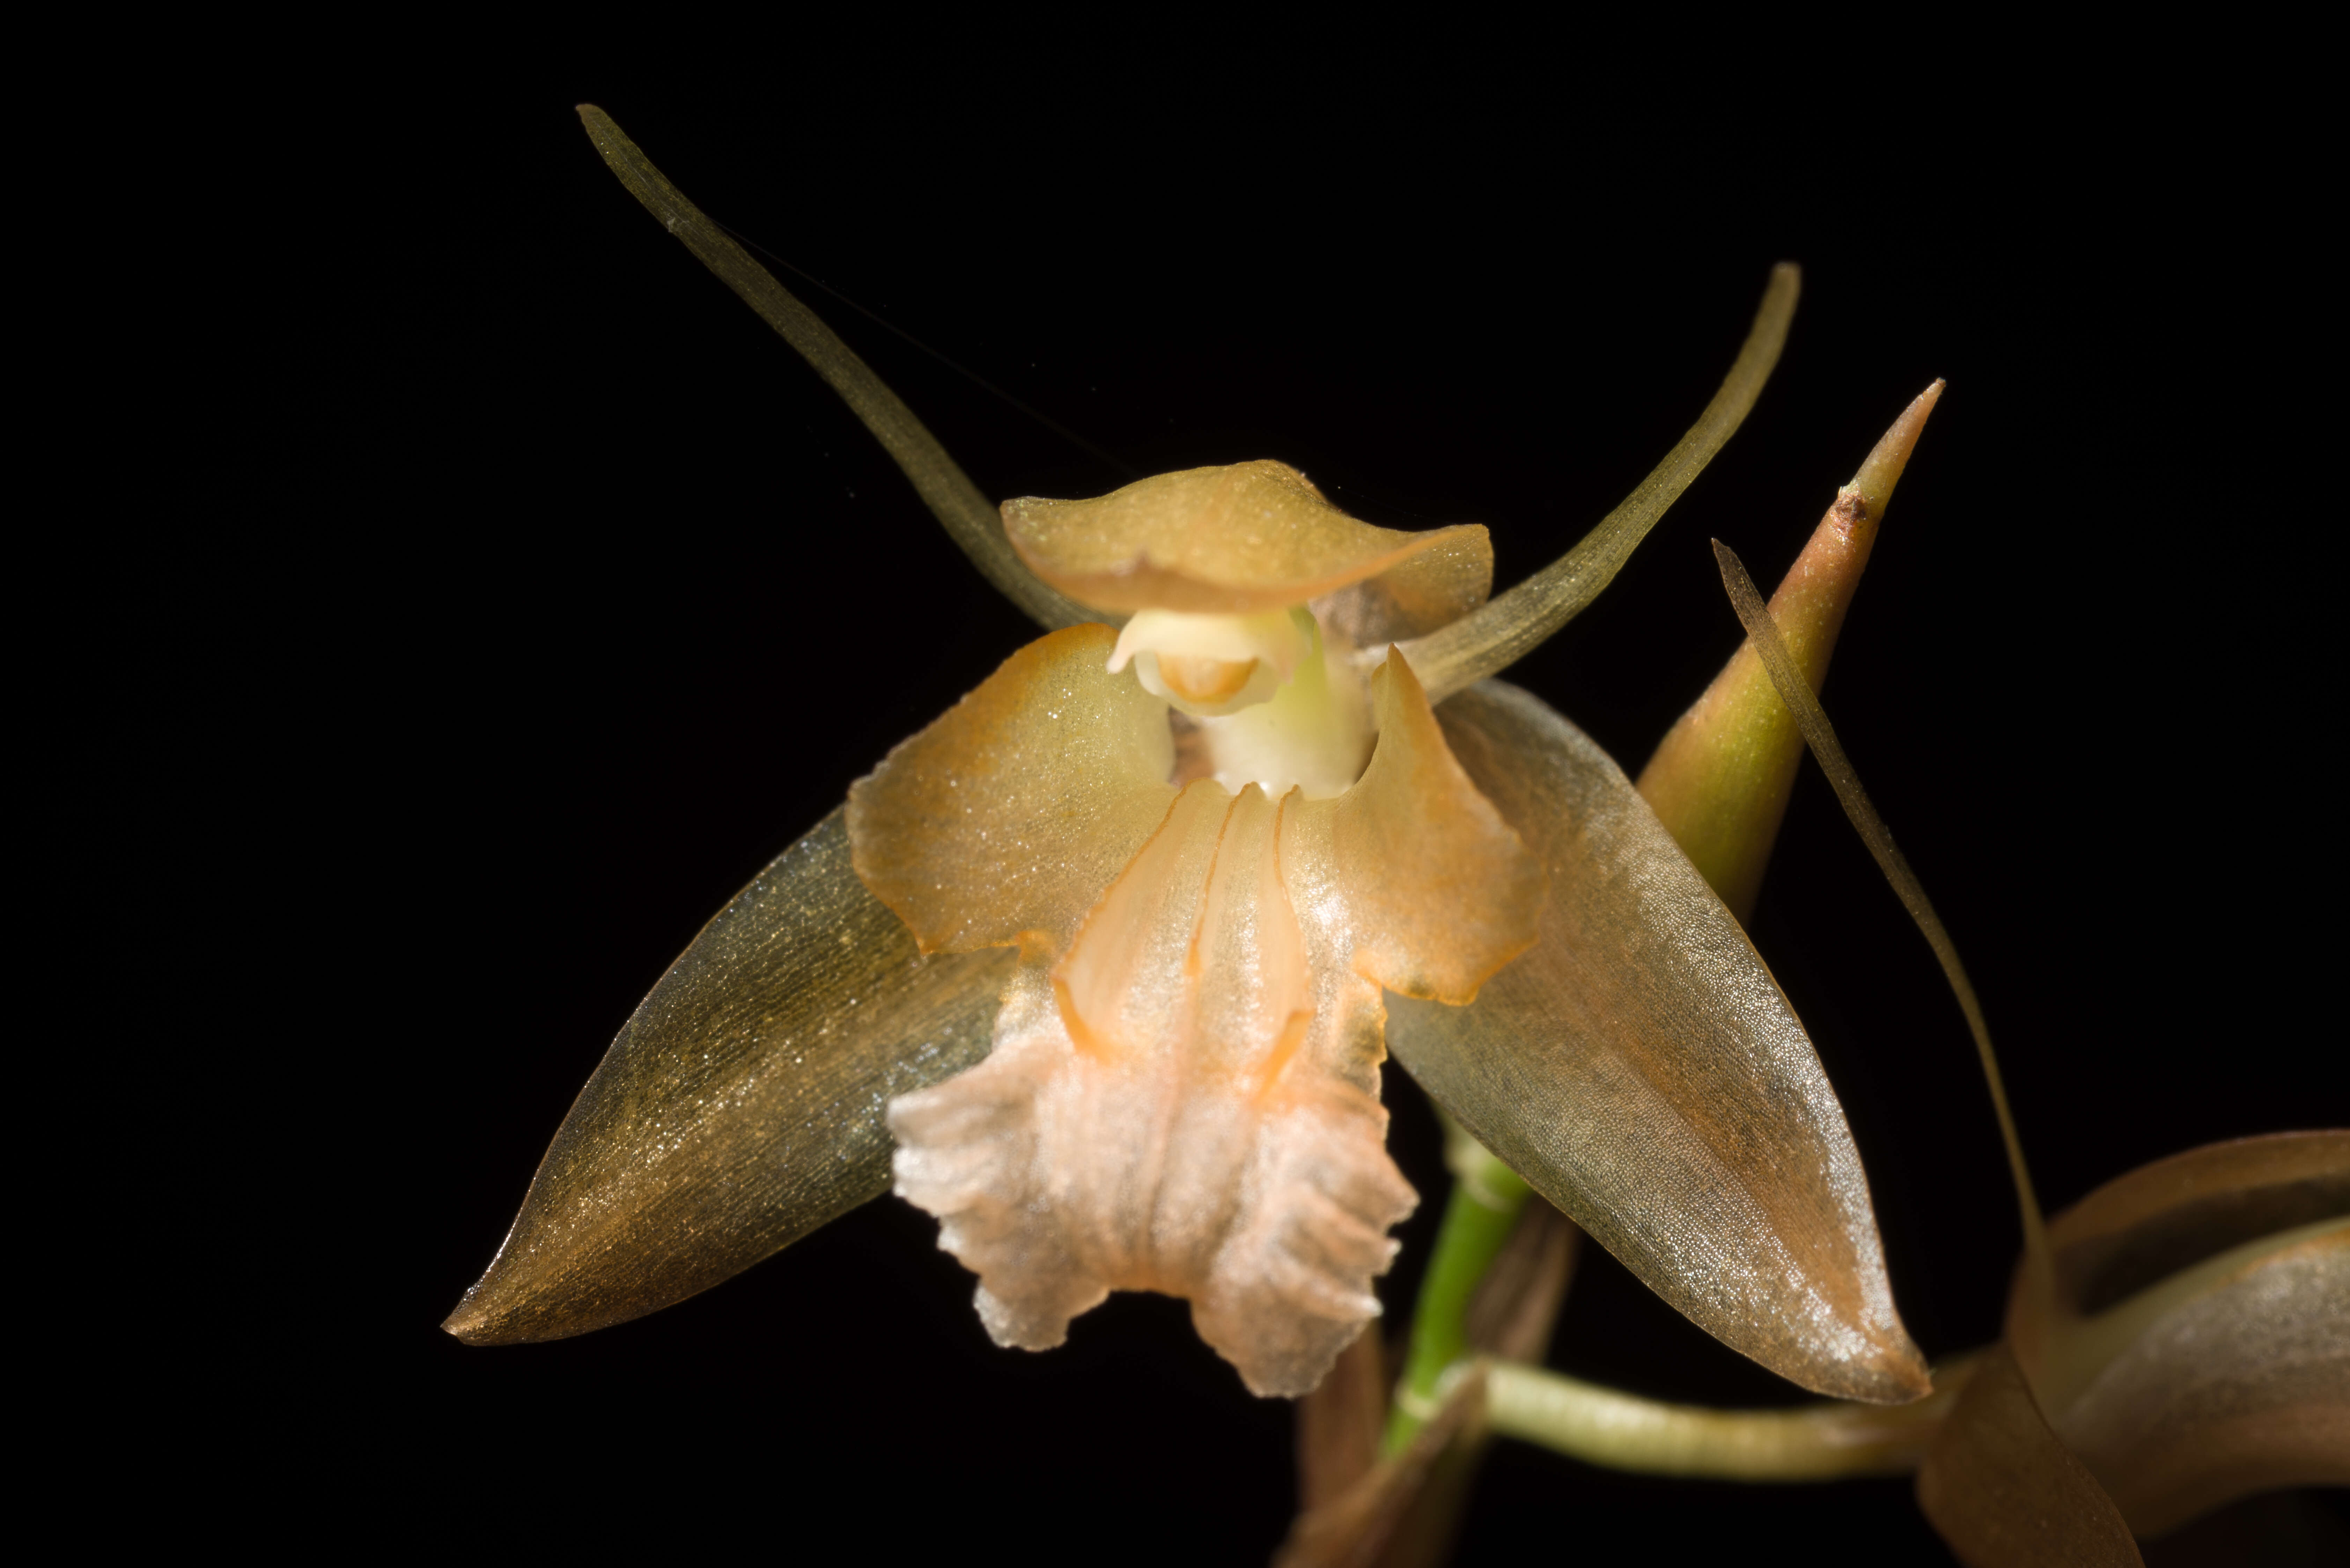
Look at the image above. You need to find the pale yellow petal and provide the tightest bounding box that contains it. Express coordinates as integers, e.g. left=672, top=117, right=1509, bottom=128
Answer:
left=1314, top=527, right=1495, bottom=645
left=1382, top=679, right=1929, bottom=1404
left=1050, top=781, right=1240, bottom=1061
left=847, top=622, right=1177, bottom=956
left=1312, top=649, right=1545, bottom=1004
left=1004, top=460, right=1490, bottom=620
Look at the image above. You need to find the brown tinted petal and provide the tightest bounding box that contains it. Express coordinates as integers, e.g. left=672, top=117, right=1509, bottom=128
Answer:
left=1915, top=1343, right=2143, bottom=1568
left=1316, top=651, right=1546, bottom=1005
left=2005, top=1134, right=2350, bottom=1538
left=1277, top=1369, right=1492, bottom=1568
left=2054, top=1226, right=2350, bottom=1537
left=2035, top=1130, right=2350, bottom=1318
left=1296, top=1327, right=1390, bottom=1516
left=847, top=622, right=1177, bottom=956
left=1003, top=460, right=1490, bottom=619
left=444, top=810, right=1014, bottom=1345
left=1383, top=679, right=1929, bottom=1403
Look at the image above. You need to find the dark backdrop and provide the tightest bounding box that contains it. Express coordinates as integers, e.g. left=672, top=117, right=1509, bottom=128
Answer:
left=275, top=53, right=2337, bottom=1563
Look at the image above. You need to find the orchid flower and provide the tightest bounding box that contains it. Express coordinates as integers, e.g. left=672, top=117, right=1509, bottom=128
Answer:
left=445, top=109, right=1933, bottom=1411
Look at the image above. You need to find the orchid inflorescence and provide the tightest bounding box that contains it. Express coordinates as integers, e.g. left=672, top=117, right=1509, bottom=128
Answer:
left=446, top=108, right=2347, bottom=1565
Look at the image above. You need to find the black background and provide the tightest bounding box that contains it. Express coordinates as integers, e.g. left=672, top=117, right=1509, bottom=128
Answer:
left=256, top=48, right=2338, bottom=1564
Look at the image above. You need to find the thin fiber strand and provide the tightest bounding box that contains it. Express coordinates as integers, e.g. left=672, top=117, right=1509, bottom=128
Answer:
left=1710, top=539, right=2048, bottom=1279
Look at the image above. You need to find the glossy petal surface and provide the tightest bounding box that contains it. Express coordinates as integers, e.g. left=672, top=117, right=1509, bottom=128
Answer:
left=445, top=811, right=1013, bottom=1345
left=1004, top=460, right=1490, bottom=620
left=1384, top=679, right=1928, bottom=1403
left=2061, top=1226, right=2348, bottom=1535
left=873, top=645, right=1537, bottom=1396
left=2010, top=1132, right=2350, bottom=1535
left=1915, top=1343, right=2143, bottom=1567
left=1295, top=652, right=1546, bottom=1006
left=2027, top=1130, right=2350, bottom=1319
left=848, top=622, right=1177, bottom=956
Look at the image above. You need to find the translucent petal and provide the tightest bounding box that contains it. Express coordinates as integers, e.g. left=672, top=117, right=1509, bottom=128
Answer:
left=2056, top=1225, right=2348, bottom=1537
left=1914, top=1344, right=2143, bottom=1567
left=443, top=810, right=1012, bottom=1345
left=1003, top=460, right=1491, bottom=620
left=1382, top=679, right=1929, bottom=1403
left=2008, top=1132, right=2350, bottom=1536
left=847, top=623, right=1178, bottom=957
left=2023, top=1130, right=2350, bottom=1323
left=858, top=637, right=1547, bottom=1396
left=1290, top=650, right=1546, bottom=1006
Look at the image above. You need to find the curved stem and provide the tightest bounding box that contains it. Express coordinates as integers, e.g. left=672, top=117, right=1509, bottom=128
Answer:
left=576, top=106, right=1098, bottom=633
left=1486, top=1352, right=1981, bottom=1481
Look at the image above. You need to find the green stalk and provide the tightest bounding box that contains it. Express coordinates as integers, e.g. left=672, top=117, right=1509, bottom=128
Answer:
left=1485, top=1354, right=1980, bottom=1480
left=1383, top=1115, right=1530, bottom=1454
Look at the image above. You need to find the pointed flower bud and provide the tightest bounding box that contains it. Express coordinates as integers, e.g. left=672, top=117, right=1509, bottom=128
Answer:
left=1637, top=381, right=1944, bottom=923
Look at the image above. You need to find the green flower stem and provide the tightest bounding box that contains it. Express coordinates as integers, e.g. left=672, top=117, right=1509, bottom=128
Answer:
left=1383, top=1115, right=1531, bottom=1454
left=1485, top=1353, right=1980, bottom=1480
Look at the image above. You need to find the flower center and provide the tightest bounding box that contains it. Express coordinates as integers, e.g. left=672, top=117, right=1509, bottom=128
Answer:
left=1108, top=608, right=1313, bottom=718
left=1154, top=653, right=1261, bottom=706
left=1105, top=607, right=1373, bottom=801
